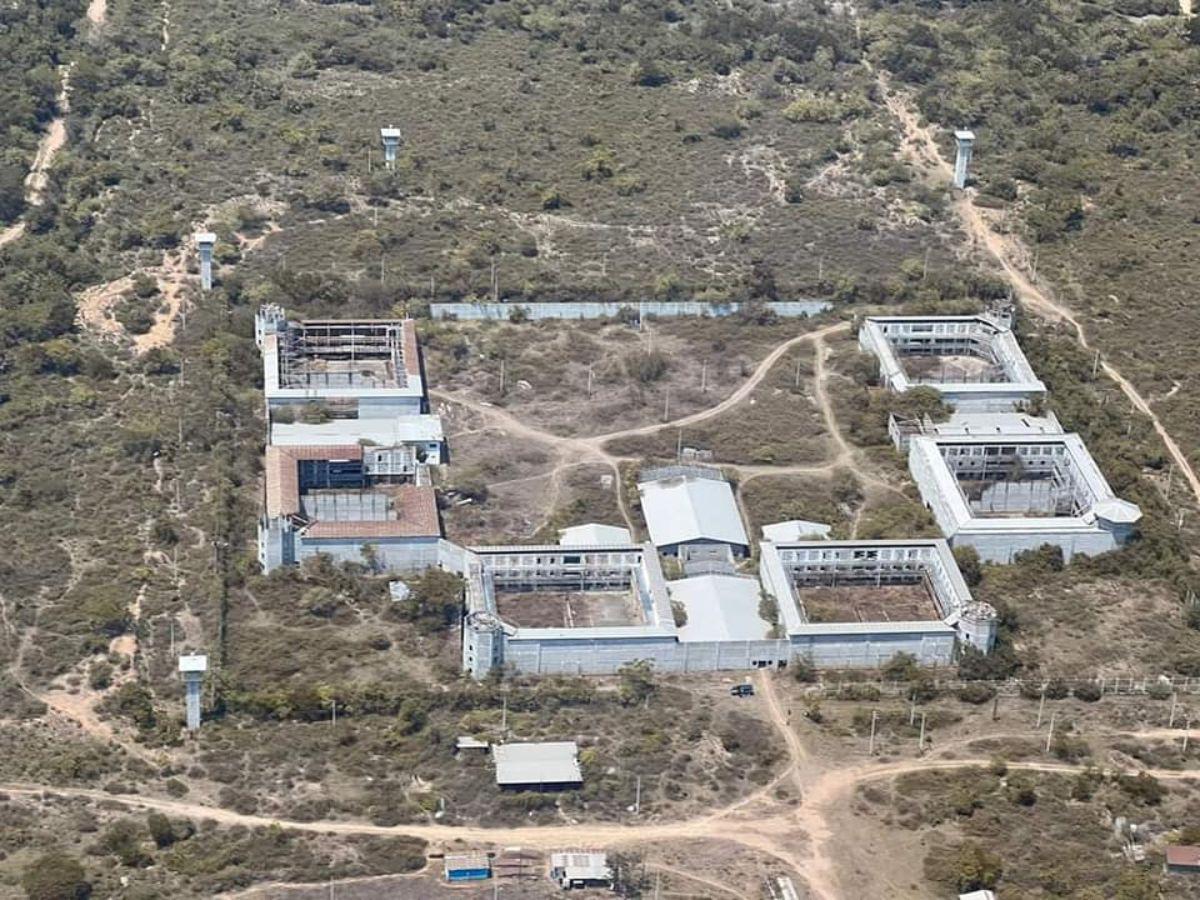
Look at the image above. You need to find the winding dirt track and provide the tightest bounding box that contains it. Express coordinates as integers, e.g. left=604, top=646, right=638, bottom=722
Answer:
left=879, top=73, right=1200, bottom=508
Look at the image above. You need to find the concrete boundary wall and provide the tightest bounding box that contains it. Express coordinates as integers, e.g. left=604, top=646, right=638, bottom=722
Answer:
left=430, top=300, right=832, bottom=321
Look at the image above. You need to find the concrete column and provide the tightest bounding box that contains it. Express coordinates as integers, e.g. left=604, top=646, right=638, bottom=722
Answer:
left=953, top=130, right=975, bottom=189
left=195, top=232, right=216, bottom=291
left=380, top=126, right=402, bottom=168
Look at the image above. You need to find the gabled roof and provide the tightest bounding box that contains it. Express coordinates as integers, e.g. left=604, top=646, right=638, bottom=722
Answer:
left=637, top=476, right=748, bottom=549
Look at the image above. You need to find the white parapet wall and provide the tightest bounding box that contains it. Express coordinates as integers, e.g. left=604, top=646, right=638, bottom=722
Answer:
left=908, top=432, right=1141, bottom=563
left=859, top=315, right=1046, bottom=412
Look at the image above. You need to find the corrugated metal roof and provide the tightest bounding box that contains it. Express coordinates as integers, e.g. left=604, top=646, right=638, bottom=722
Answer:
left=550, top=851, right=610, bottom=880
left=444, top=853, right=490, bottom=873
left=638, top=476, right=748, bottom=549
left=558, top=523, right=633, bottom=546
left=493, top=741, right=581, bottom=786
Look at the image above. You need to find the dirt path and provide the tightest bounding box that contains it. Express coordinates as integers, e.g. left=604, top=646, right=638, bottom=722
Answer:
left=878, top=72, right=1200, bottom=509
left=3, top=726, right=1194, bottom=898
left=0, top=66, right=71, bottom=249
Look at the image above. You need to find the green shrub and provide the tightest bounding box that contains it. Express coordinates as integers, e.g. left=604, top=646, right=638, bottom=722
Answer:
left=22, top=854, right=90, bottom=900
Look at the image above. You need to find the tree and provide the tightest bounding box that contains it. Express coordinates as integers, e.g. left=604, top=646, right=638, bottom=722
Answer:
left=953, top=545, right=982, bottom=587
left=952, top=842, right=1002, bottom=892
left=881, top=652, right=920, bottom=682
left=618, top=660, right=656, bottom=706
left=146, top=812, right=176, bottom=849
left=22, top=854, right=90, bottom=900
left=0, top=162, right=26, bottom=224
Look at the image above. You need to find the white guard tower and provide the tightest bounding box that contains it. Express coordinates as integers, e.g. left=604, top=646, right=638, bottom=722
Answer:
left=380, top=126, right=402, bottom=168
left=953, top=130, right=976, bottom=189
left=195, top=232, right=217, bottom=291
left=179, top=654, right=208, bottom=731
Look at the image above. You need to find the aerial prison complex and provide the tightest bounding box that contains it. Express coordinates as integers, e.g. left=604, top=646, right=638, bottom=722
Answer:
left=254, top=303, right=1142, bottom=677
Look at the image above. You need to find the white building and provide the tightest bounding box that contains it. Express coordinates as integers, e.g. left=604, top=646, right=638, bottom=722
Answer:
left=908, top=431, right=1141, bottom=563
left=859, top=314, right=1046, bottom=412
left=550, top=851, right=612, bottom=890
left=637, top=467, right=749, bottom=558
left=558, top=523, right=632, bottom=546
left=493, top=741, right=582, bottom=790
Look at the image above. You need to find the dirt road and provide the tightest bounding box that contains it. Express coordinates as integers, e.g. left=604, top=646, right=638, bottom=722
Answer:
left=879, top=73, right=1200, bottom=509
left=0, top=66, right=71, bottom=250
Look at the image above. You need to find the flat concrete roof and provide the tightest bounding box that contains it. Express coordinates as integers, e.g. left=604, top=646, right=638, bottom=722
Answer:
left=670, top=574, right=772, bottom=643
left=493, top=741, right=581, bottom=786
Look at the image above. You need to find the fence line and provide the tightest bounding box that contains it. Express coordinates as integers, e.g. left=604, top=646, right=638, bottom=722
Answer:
left=430, top=300, right=832, bottom=321
left=803, top=673, right=1200, bottom=699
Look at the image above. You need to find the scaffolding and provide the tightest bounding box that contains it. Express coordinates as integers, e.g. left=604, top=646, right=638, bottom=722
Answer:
left=277, top=319, right=407, bottom=390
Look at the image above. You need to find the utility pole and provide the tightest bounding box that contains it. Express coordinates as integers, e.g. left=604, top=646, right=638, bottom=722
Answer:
left=991, top=693, right=1000, bottom=721
left=868, top=710, right=878, bottom=755
left=1184, top=718, right=1192, bottom=755
left=1170, top=692, right=1179, bottom=727
left=491, top=257, right=499, bottom=303
left=918, top=712, right=927, bottom=754
left=663, top=388, right=670, bottom=422
left=676, top=429, right=683, bottom=463
left=169, top=620, right=175, bottom=658
left=635, top=774, right=641, bottom=814
left=1166, top=464, right=1175, bottom=502
left=499, top=358, right=506, bottom=396
left=1036, top=685, right=1047, bottom=728
left=1045, top=712, right=1056, bottom=754
left=1092, top=349, right=1100, bottom=380
left=331, top=698, right=337, bottom=728
left=587, top=364, right=594, bottom=398
left=700, top=361, right=707, bottom=393
left=909, top=697, right=916, bottom=726
left=501, top=695, right=507, bottom=736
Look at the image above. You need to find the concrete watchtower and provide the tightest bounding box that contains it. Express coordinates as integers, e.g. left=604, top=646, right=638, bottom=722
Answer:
left=380, top=126, right=402, bottom=168
left=957, top=601, right=998, bottom=653
left=195, top=232, right=217, bottom=291
left=179, top=654, right=208, bottom=731
left=953, top=130, right=976, bottom=189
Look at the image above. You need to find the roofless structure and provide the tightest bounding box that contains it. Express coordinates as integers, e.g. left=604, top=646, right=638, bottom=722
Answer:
left=859, top=314, right=1045, bottom=412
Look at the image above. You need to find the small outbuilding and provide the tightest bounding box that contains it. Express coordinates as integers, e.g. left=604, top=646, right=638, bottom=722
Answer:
left=493, top=741, right=582, bottom=791
left=550, top=850, right=612, bottom=889
left=958, top=891, right=997, bottom=900
left=1166, top=845, right=1200, bottom=875
left=444, top=852, right=491, bottom=882
left=558, top=523, right=633, bottom=546
left=761, top=519, right=832, bottom=542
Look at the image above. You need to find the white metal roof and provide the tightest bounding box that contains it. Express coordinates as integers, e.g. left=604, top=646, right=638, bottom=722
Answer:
left=762, top=519, right=832, bottom=542
left=558, top=523, right=633, bottom=546
left=670, top=574, right=771, bottom=642
left=493, top=742, right=582, bottom=786
left=178, top=654, right=208, bottom=673
left=271, top=415, right=444, bottom=447
left=550, top=851, right=611, bottom=881
left=637, top=476, right=748, bottom=549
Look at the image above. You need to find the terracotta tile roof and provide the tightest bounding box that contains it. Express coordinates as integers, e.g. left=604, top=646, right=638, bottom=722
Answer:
left=1167, top=846, right=1200, bottom=868
left=264, top=445, right=364, bottom=518
left=302, top=485, right=440, bottom=539
left=402, top=319, right=421, bottom=379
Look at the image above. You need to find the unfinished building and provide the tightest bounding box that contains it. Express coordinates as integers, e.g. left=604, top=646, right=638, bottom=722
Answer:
left=859, top=314, right=1045, bottom=411
left=258, top=444, right=442, bottom=572
left=909, top=432, right=1142, bottom=563
left=256, top=305, right=447, bottom=573
left=759, top=539, right=996, bottom=666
